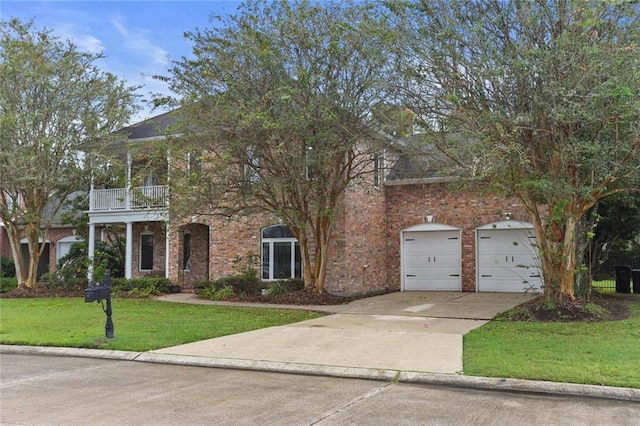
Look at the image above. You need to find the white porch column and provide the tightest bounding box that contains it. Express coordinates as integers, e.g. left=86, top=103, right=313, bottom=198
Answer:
left=87, top=223, right=96, bottom=282
left=125, top=221, right=133, bottom=279
left=125, top=150, right=132, bottom=209
left=165, top=224, right=170, bottom=279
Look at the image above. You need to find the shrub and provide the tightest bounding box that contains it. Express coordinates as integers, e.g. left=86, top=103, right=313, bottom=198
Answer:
left=200, top=285, right=234, bottom=300
left=56, top=240, right=125, bottom=284
left=266, top=278, right=304, bottom=296
left=1, top=257, right=16, bottom=277
left=41, top=271, right=85, bottom=292
left=0, top=277, right=18, bottom=293
left=110, top=277, right=172, bottom=296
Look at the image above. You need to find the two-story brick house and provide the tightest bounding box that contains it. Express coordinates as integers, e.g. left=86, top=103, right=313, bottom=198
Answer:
left=87, top=110, right=542, bottom=295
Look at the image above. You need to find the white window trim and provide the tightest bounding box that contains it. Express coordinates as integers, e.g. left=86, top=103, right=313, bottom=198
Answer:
left=261, top=226, right=301, bottom=281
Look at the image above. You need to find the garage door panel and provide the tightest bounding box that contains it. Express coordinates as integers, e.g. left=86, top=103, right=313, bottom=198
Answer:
left=477, top=228, right=542, bottom=292
left=402, top=230, right=461, bottom=291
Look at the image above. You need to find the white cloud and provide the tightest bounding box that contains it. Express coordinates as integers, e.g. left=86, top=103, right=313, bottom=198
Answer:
left=72, top=34, right=105, bottom=54
left=110, top=17, right=170, bottom=66
left=51, top=23, right=105, bottom=54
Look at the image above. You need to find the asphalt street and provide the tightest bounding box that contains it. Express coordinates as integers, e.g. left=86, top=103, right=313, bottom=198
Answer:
left=1, top=354, right=639, bottom=425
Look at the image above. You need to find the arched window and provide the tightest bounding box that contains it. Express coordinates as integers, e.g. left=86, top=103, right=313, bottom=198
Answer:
left=261, top=225, right=301, bottom=280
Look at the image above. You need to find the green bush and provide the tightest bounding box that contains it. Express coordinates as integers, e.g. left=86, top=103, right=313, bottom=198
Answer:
left=210, top=274, right=261, bottom=296
left=266, top=278, right=304, bottom=296
left=57, top=240, right=125, bottom=284
left=0, top=277, right=18, bottom=293
left=1, top=257, right=16, bottom=277
left=110, top=277, right=172, bottom=296
left=199, top=285, right=234, bottom=300
left=197, top=271, right=262, bottom=299
left=41, top=271, right=85, bottom=292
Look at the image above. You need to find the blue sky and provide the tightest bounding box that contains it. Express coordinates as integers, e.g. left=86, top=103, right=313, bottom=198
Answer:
left=1, top=1, right=244, bottom=123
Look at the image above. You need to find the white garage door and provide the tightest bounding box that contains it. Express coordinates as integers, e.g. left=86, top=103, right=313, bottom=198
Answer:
left=402, top=224, right=461, bottom=291
left=477, top=223, right=542, bottom=292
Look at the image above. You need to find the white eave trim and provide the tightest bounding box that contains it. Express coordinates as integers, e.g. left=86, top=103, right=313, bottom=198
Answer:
left=402, top=222, right=461, bottom=232
left=476, top=220, right=534, bottom=230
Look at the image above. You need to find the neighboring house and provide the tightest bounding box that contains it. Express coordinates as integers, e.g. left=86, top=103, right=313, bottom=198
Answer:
left=0, top=195, right=83, bottom=280
left=86, top=110, right=542, bottom=294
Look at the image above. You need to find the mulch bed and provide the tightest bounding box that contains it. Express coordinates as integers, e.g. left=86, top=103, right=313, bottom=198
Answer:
left=223, top=288, right=360, bottom=305
left=3, top=285, right=636, bottom=322
left=0, top=285, right=84, bottom=299
left=502, top=292, right=636, bottom=322
left=0, top=285, right=356, bottom=305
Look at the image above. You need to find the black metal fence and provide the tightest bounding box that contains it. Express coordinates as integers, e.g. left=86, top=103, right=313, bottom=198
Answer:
left=592, top=256, right=640, bottom=292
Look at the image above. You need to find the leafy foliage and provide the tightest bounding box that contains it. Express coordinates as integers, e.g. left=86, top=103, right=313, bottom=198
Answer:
left=53, top=240, right=125, bottom=286
left=0, top=18, right=139, bottom=288
left=111, top=277, right=172, bottom=296
left=393, top=0, right=640, bottom=301
left=1, top=257, right=15, bottom=277
left=160, top=0, right=398, bottom=292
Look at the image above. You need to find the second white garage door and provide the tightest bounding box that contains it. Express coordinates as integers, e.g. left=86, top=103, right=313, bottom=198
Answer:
left=402, top=224, right=461, bottom=291
left=476, top=221, right=542, bottom=292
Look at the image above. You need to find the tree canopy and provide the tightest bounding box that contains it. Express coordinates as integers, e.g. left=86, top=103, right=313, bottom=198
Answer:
left=0, top=18, right=139, bottom=288
left=391, top=0, right=640, bottom=301
left=162, top=0, right=398, bottom=292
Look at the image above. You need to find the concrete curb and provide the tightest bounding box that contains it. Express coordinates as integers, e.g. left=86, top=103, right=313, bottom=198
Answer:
left=3, top=345, right=639, bottom=402
left=1, top=344, right=141, bottom=361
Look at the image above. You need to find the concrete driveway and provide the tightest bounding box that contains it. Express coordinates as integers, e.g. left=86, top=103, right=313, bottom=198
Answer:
left=153, top=291, right=534, bottom=374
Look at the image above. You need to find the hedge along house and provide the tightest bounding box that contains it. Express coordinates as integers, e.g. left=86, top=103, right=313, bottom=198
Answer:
left=88, top=110, right=542, bottom=294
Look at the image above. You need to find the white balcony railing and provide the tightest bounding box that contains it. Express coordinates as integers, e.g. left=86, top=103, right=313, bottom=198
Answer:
left=90, top=185, right=169, bottom=212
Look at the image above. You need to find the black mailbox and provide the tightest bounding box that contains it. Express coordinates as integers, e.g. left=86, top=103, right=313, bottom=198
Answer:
left=84, top=285, right=111, bottom=302
left=84, top=271, right=114, bottom=338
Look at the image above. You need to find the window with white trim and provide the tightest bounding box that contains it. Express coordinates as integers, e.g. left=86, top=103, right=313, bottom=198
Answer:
left=261, top=225, right=301, bottom=280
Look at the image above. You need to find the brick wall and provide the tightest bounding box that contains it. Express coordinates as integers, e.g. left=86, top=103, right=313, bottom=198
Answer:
left=325, top=180, right=389, bottom=295
left=385, top=181, right=531, bottom=292
left=0, top=225, right=75, bottom=276
left=131, top=222, right=167, bottom=279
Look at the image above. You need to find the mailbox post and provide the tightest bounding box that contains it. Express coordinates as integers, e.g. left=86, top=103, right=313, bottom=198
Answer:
left=84, top=270, right=114, bottom=338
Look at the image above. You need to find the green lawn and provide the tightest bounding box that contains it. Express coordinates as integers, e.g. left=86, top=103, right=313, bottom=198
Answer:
left=0, top=297, right=323, bottom=351
left=464, top=300, right=640, bottom=388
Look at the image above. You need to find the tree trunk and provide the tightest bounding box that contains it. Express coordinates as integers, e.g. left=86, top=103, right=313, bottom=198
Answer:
left=5, top=223, right=26, bottom=287
left=24, top=228, right=43, bottom=288
left=559, top=216, right=577, bottom=301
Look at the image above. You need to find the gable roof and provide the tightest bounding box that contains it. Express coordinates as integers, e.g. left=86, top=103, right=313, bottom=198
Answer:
left=114, top=109, right=178, bottom=141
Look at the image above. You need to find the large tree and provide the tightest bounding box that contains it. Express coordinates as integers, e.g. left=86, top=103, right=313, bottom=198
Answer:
left=392, top=0, right=640, bottom=302
left=0, top=19, right=139, bottom=288
left=162, top=0, right=397, bottom=292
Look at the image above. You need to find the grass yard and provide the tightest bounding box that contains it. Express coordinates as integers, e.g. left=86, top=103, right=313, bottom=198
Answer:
left=464, top=300, right=640, bottom=388
left=0, top=297, right=323, bottom=352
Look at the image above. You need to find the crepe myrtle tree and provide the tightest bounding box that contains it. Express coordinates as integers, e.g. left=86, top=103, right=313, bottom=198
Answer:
left=158, top=0, right=399, bottom=293
left=390, top=0, right=640, bottom=302
left=0, top=18, right=139, bottom=288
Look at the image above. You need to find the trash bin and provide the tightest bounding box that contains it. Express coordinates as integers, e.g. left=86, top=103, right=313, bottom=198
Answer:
left=615, top=265, right=631, bottom=294
left=632, top=269, right=640, bottom=294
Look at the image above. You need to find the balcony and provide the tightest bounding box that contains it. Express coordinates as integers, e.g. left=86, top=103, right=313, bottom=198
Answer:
left=90, top=185, right=169, bottom=212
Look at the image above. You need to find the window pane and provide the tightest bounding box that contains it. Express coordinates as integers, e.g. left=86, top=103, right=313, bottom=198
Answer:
left=183, top=233, right=191, bottom=270
left=262, top=242, right=270, bottom=280
left=294, top=242, right=301, bottom=278
left=273, top=241, right=292, bottom=279
left=262, top=225, right=294, bottom=239
left=140, top=234, right=154, bottom=270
